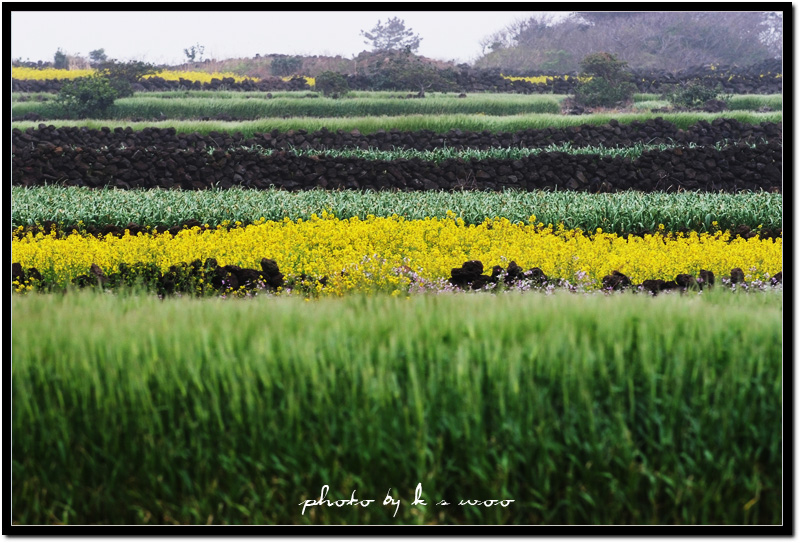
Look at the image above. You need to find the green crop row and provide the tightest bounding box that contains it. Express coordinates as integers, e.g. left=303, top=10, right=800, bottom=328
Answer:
left=631, top=94, right=782, bottom=113
left=11, top=289, right=782, bottom=524
left=12, top=91, right=782, bottom=111
left=12, top=94, right=564, bottom=120
left=270, top=140, right=766, bottom=163
left=11, top=186, right=782, bottom=234
left=10, top=111, right=782, bottom=138
left=47, top=140, right=767, bottom=163
left=726, top=94, right=783, bottom=111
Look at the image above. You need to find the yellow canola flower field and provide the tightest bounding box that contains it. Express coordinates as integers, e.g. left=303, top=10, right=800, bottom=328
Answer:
left=501, top=74, right=591, bottom=84
left=12, top=214, right=782, bottom=295
left=11, top=67, right=96, bottom=80
left=145, top=70, right=255, bottom=83
left=281, top=75, right=316, bottom=87
left=11, top=66, right=256, bottom=83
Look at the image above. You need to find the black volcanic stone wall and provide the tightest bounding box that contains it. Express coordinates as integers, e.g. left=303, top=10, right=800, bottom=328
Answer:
left=12, top=118, right=781, bottom=154
left=12, top=140, right=782, bottom=193
left=11, top=75, right=312, bottom=93
left=11, top=59, right=783, bottom=95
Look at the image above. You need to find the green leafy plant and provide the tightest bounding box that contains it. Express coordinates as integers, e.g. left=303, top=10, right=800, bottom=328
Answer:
left=360, top=17, right=422, bottom=53
left=53, top=48, right=68, bottom=70
left=573, top=52, right=636, bottom=108
left=55, top=75, right=119, bottom=118
left=356, top=51, right=457, bottom=96
left=88, top=48, right=107, bottom=66
left=667, top=83, right=726, bottom=108
left=96, top=59, right=158, bottom=98
left=314, top=71, right=350, bottom=98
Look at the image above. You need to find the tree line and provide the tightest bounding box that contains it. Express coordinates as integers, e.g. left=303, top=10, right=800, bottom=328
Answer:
left=475, top=11, right=782, bottom=73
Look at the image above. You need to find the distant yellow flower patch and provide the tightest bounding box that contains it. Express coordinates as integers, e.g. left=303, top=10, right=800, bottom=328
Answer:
left=12, top=66, right=258, bottom=84
left=282, top=76, right=316, bottom=87
left=144, top=70, right=256, bottom=84
left=501, top=74, right=591, bottom=84
left=12, top=67, right=95, bottom=80
left=12, top=215, right=782, bottom=295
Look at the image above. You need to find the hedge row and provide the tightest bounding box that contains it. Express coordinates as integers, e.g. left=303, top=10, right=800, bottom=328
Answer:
left=13, top=141, right=781, bottom=193
left=12, top=118, right=781, bottom=154
left=11, top=60, right=783, bottom=95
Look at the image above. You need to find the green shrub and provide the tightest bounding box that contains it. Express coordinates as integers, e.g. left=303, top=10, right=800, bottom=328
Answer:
left=97, top=59, right=157, bottom=98
left=55, top=75, right=119, bottom=118
left=53, top=48, right=68, bottom=70
left=574, top=77, right=636, bottom=108
left=573, top=52, right=636, bottom=108
left=315, top=71, right=350, bottom=98
left=667, top=83, right=726, bottom=108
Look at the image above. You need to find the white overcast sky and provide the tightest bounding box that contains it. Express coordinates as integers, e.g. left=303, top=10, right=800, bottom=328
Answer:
left=10, top=10, right=570, bottom=66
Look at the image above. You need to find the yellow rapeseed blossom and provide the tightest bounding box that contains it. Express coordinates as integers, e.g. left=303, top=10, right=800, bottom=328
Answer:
left=144, top=70, right=256, bottom=83
left=12, top=67, right=95, bottom=80
left=11, top=215, right=782, bottom=295
left=501, top=74, right=591, bottom=84
left=282, top=76, right=316, bottom=87
left=12, top=66, right=258, bottom=84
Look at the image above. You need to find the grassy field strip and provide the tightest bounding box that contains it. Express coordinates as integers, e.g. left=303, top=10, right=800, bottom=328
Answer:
left=726, top=94, right=783, bottom=110
left=12, top=91, right=783, bottom=110
left=11, top=186, right=783, bottom=233
left=266, top=140, right=770, bottom=161
left=10, top=111, right=782, bottom=137
left=12, top=95, right=564, bottom=119
left=12, top=290, right=782, bottom=524
left=17, top=140, right=772, bottom=161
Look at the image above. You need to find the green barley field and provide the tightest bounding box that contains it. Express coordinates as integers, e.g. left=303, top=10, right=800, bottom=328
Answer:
left=12, top=288, right=782, bottom=525
left=11, top=111, right=782, bottom=137
left=12, top=186, right=783, bottom=235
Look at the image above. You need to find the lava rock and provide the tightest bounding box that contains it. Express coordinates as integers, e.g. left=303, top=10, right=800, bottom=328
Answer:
left=12, top=263, right=23, bottom=283
left=450, top=260, right=484, bottom=288
left=641, top=279, right=665, bottom=294
left=698, top=269, right=715, bottom=289
left=505, top=261, right=524, bottom=281
left=602, top=270, right=631, bottom=290
left=675, top=273, right=699, bottom=290
left=90, top=263, right=107, bottom=285
left=730, top=267, right=745, bottom=284
left=525, top=267, right=548, bottom=285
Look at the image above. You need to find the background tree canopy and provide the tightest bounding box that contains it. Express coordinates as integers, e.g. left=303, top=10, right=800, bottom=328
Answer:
left=360, top=17, right=422, bottom=53
left=475, top=11, right=782, bottom=73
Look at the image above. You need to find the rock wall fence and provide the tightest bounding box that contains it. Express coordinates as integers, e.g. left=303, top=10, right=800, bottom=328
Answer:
left=13, top=140, right=781, bottom=194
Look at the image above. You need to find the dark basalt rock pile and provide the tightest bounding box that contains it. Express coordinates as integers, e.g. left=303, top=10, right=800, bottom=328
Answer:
left=446, top=260, right=783, bottom=294
left=13, top=118, right=781, bottom=152
left=450, top=260, right=548, bottom=290
left=12, top=136, right=782, bottom=194
left=11, top=59, right=782, bottom=95
left=11, top=75, right=311, bottom=93
left=12, top=258, right=285, bottom=296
